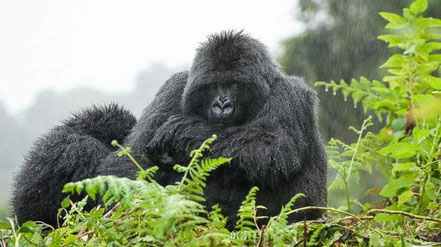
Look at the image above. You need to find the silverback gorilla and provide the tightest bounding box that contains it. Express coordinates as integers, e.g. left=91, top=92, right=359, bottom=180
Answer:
left=13, top=31, right=327, bottom=228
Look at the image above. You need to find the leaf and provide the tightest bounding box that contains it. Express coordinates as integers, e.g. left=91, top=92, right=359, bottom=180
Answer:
left=428, top=76, right=441, bottom=90
left=61, top=196, right=71, bottom=208
left=377, top=143, right=419, bottom=159
left=369, top=232, right=384, bottom=246
left=424, top=182, right=436, bottom=200
left=426, top=202, right=438, bottom=210
left=426, top=42, right=441, bottom=53
left=379, top=12, right=406, bottom=25
left=0, top=221, right=11, bottom=230
left=391, top=118, right=406, bottom=131
left=378, top=34, right=406, bottom=47
left=374, top=213, right=402, bottom=222
left=19, top=221, right=37, bottom=233
left=397, top=190, right=413, bottom=207
left=410, top=0, right=427, bottom=14
left=413, top=128, right=431, bottom=143
left=380, top=177, right=415, bottom=197
left=414, top=18, right=441, bottom=28
left=392, top=162, right=417, bottom=173
left=380, top=55, right=407, bottom=68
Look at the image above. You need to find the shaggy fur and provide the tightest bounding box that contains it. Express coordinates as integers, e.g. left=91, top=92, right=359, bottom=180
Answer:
left=13, top=31, right=327, bottom=227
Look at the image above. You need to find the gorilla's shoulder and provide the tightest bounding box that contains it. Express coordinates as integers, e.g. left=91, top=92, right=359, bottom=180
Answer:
left=156, top=71, right=189, bottom=96
left=278, top=74, right=318, bottom=101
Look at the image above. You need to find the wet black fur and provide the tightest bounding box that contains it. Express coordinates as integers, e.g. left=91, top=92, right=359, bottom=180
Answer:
left=13, top=31, right=327, bottom=227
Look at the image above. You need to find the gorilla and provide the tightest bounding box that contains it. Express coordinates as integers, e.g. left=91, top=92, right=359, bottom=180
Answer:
left=13, top=31, right=327, bottom=228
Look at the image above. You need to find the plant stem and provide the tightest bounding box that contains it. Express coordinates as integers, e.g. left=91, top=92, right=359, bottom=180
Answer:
left=417, top=118, right=441, bottom=213
left=366, top=209, right=441, bottom=223
left=112, top=141, right=144, bottom=171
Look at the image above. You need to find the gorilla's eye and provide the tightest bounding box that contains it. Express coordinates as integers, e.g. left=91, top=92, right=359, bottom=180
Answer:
left=231, top=83, right=240, bottom=90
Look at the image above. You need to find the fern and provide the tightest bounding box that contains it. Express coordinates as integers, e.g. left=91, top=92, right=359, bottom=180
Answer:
left=277, top=193, right=305, bottom=226
left=235, top=186, right=259, bottom=232
left=207, top=204, right=227, bottom=229
left=62, top=176, right=155, bottom=207
left=174, top=134, right=231, bottom=202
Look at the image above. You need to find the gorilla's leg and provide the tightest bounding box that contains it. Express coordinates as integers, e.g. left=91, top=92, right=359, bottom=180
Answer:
left=12, top=104, right=136, bottom=226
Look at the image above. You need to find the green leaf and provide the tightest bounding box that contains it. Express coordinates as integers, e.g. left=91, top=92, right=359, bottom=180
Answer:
left=428, top=76, right=441, bottom=89
left=369, top=232, right=384, bottom=246
left=426, top=42, right=441, bottom=53
left=409, top=0, right=427, bottom=14
left=426, top=202, right=438, bottom=210
left=392, top=162, right=417, bottom=173
left=0, top=221, right=11, bottom=229
left=413, top=128, right=431, bottom=143
left=379, top=12, right=406, bottom=24
left=397, top=190, right=413, bottom=207
left=414, top=17, right=441, bottom=28
left=19, top=221, right=37, bottom=233
left=377, top=143, right=419, bottom=159
left=379, top=12, right=407, bottom=29
left=429, top=54, right=441, bottom=63
left=380, top=177, right=415, bottom=197
left=391, top=118, right=406, bottom=131
left=380, top=55, right=407, bottom=68
left=424, top=182, right=436, bottom=200
left=374, top=213, right=402, bottom=222
left=378, top=34, right=406, bottom=47
left=61, top=195, right=70, bottom=208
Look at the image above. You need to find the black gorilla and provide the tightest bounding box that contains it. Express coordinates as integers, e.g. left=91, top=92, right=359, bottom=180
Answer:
left=13, top=31, right=327, bottom=227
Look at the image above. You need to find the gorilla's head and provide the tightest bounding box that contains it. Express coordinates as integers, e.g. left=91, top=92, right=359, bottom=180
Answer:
left=182, top=30, right=278, bottom=126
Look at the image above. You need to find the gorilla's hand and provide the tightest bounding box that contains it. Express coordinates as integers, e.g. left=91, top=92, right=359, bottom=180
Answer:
left=209, top=125, right=304, bottom=188
left=146, top=114, right=212, bottom=166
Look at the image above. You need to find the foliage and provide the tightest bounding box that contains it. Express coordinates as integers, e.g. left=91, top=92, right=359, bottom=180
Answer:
left=1, top=1, right=441, bottom=246
left=314, top=0, right=441, bottom=244
left=281, top=0, right=441, bottom=142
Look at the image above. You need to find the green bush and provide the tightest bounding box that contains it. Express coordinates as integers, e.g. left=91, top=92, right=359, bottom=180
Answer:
left=1, top=0, right=441, bottom=246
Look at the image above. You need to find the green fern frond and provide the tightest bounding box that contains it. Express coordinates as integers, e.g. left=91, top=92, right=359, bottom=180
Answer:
left=277, top=193, right=305, bottom=226
left=207, top=204, right=227, bottom=229
left=62, top=175, right=154, bottom=207
left=235, top=186, right=259, bottom=231
left=174, top=135, right=231, bottom=201
left=136, top=166, right=159, bottom=183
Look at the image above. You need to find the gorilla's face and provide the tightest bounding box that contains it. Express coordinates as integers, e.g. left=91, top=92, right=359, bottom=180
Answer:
left=206, top=81, right=249, bottom=125
left=187, top=80, right=250, bottom=126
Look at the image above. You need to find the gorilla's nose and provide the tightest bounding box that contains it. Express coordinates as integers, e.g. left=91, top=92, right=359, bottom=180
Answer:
left=212, top=97, right=234, bottom=117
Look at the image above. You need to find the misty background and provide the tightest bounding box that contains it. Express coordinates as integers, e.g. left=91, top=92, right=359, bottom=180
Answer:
left=1, top=0, right=440, bottom=220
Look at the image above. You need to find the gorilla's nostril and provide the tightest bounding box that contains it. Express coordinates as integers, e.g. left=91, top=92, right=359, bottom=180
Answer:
left=219, top=95, right=230, bottom=103
left=215, top=98, right=231, bottom=108
left=223, top=101, right=232, bottom=109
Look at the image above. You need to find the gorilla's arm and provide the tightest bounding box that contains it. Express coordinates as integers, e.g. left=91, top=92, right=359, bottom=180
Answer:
left=96, top=72, right=190, bottom=178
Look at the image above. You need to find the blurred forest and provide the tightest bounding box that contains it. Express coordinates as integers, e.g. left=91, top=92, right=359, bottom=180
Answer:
left=1, top=0, right=440, bottom=220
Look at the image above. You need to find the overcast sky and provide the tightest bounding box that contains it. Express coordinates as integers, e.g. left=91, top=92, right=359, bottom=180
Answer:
left=0, top=0, right=303, bottom=113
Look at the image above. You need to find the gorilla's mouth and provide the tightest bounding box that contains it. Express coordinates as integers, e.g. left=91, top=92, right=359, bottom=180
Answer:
left=208, top=111, right=237, bottom=124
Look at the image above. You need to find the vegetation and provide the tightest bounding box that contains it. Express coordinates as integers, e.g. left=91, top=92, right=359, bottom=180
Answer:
left=1, top=0, right=441, bottom=246
left=281, top=0, right=441, bottom=142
